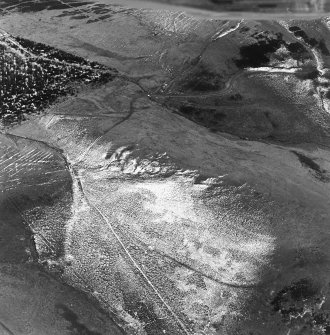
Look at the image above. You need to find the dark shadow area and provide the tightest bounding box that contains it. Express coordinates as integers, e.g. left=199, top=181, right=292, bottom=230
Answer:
left=56, top=304, right=103, bottom=335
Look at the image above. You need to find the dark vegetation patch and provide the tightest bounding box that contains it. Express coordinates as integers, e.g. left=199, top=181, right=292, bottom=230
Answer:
left=228, top=93, right=243, bottom=101
left=288, top=26, right=301, bottom=33
left=92, top=4, right=113, bottom=14
left=292, top=151, right=322, bottom=173
left=114, top=269, right=184, bottom=335
left=55, top=4, right=134, bottom=22
left=122, top=292, right=171, bottom=335
left=286, top=42, right=311, bottom=64
left=181, top=66, right=224, bottom=92
left=178, top=105, right=226, bottom=130
left=86, top=18, right=100, bottom=23
left=294, top=64, right=320, bottom=80
left=235, top=32, right=284, bottom=68
left=318, top=40, right=330, bottom=56
left=15, top=36, right=106, bottom=68
left=264, top=111, right=278, bottom=129
left=57, top=9, right=83, bottom=17
left=98, top=14, right=112, bottom=20
left=0, top=0, right=92, bottom=12
left=239, top=26, right=250, bottom=33
left=56, top=304, right=102, bottom=335
left=287, top=41, right=305, bottom=54
left=258, top=3, right=277, bottom=8
left=235, top=28, right=327, bottom=69
left=71, top=14, right=89, bottom=19
left=0, top=35, right=117, bottom=125
left=57, top=5, right=111, bottom=17
left=210, top=0, right=232, bottom=3
left=193, top=174, right=210, bottom=184
left=0, top=197, right=36, bottom=263
left=289, top=26, right=330, bottom=55
left=292, top=150, right=329, bottom=181
left=289, top=26, right=318, bottom=47
left=271, top=279, right=330, bottom=332
left=271, top=278, right=318, bottom=316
